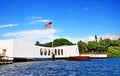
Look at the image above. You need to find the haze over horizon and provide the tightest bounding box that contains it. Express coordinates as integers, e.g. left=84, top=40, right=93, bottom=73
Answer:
left=0, top=0, right=120, bottom=43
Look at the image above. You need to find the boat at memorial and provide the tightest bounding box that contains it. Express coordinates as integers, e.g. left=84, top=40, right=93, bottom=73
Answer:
left=68, top=56, right=90, bottom=60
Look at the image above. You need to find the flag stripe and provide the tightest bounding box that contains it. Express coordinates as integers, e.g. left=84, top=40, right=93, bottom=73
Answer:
left=44, top=22, right=52, bottom=28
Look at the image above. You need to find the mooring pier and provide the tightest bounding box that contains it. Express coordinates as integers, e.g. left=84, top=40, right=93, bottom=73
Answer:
left=0, top=56, right=13, bottom=65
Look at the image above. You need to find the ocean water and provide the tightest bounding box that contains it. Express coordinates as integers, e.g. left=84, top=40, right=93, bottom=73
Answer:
left=0, top=58, right=120, bottom=76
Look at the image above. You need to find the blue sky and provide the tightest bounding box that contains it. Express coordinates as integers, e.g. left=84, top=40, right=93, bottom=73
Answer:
left=0, top=0, right=120, bottom=43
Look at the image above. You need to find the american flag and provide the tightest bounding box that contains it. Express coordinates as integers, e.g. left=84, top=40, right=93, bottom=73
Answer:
left=44, top=22, right=52, bottom=28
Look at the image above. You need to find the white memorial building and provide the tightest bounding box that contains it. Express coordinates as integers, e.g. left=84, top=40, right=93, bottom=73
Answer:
left=0, top=39, right=79, bottom=61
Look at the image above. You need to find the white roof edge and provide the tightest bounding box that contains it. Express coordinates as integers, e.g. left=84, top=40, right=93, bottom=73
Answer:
left=0, top=39, right=78, bottom=48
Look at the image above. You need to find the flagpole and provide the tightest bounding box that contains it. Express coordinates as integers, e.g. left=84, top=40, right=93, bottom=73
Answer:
left=51, top=21, right=55, bottom=61
left=52, top=21, right=53, bottom=48
left=44, top=21, right=54, bottom=60
left=44, top=21, right=53, bottom=47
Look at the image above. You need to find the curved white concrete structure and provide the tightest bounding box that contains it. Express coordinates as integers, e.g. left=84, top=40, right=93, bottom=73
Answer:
left=0, top=39, right=79, bottom=60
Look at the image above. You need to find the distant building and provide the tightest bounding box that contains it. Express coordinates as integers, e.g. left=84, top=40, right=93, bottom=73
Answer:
left=0, top=39, right=79, bottom=61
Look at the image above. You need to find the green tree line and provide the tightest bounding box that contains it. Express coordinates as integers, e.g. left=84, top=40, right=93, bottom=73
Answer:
left=35, top=38, right=73, bottom=47
left=35, top=36, right=120, bottom=57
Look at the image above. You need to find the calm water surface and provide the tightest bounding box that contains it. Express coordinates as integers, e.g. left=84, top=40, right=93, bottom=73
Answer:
left=0, top=58, right=120, bottom=76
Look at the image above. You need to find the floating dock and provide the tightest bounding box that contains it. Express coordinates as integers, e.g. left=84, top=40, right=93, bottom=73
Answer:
left=0, top=56, right=13, bottom=65
left=80, top=54, right=107, bottom=59
left=0, top=61, right=13, bottom=65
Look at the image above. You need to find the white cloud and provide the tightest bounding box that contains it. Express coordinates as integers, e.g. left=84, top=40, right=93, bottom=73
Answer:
left=100, top=34, right=120, bottom=40
left=28, top=16, right=51, bottom=25
left=64, top=34, right=120, bottom=44
left=30, top=16, right=42, bottom=19
left=29, top=19, right=51, bottom=24
left=28, top=16, right=52, bottom=24
left=36, top=19, right=51, bottom=23
left=81, top=34, right=120, bottom=42
left=0, top=24, right=18, bottom=28
left=3, top=29, right=120, bottom=44
left=63, top=37, right=80, bottom=44
left=3, top=29, right=58, bottom=43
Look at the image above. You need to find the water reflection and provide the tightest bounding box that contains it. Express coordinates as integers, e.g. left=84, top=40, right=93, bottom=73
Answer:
left=0, top=58, right=120, bottom=76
